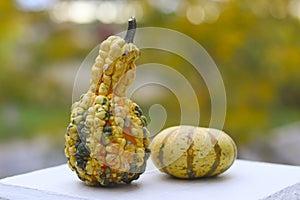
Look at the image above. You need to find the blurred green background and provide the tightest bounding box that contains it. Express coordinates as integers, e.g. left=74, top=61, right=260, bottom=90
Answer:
left=0, top=0, right=300, bottom=177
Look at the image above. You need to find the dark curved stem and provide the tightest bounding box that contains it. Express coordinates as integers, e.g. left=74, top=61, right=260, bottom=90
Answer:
left=124, top=17, right=136, bottom=43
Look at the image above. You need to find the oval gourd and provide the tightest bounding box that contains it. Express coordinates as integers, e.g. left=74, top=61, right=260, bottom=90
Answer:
left=150, top=126, right=237, bottom=179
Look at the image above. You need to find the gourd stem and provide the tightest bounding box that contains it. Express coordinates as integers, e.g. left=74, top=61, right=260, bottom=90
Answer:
left=124, top=17, right=136, bottom=43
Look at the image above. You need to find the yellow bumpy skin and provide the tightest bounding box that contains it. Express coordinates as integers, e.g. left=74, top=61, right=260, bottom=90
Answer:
left=150, top=126, right=237, bottom=179
left=65, top=18, right=151, bottom=186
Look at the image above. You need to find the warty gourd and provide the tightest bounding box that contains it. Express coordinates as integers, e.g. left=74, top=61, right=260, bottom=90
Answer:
left=64, top=18, right=151, bottom=186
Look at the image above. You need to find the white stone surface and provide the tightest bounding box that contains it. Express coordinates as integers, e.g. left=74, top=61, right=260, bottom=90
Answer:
left=264, top=182, right=300, bottom=200
left=1, top=159, right=300, bottom=200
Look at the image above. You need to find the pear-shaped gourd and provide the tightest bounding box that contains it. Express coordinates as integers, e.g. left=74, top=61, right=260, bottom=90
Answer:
left=64, top=18, right=151, bottom=186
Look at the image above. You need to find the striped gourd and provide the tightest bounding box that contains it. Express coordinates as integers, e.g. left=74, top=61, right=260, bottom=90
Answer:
left=64, top=18, right=151, bottom=186
left=150, top=126, right=237, bottom=179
